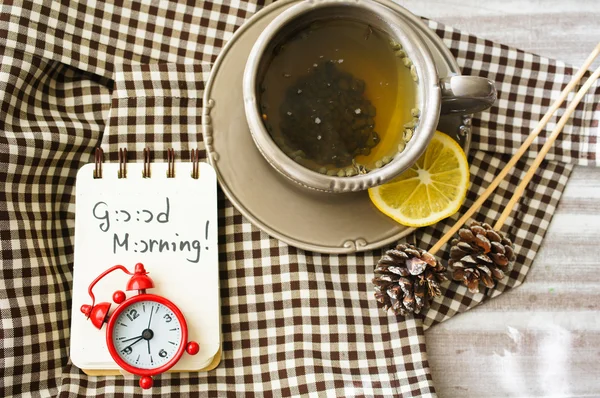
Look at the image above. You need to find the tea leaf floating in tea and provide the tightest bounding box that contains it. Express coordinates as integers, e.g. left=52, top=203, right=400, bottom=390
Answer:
left=364, top=25, right=373, bottom=41
left=271, top=61, right=379, bottom=168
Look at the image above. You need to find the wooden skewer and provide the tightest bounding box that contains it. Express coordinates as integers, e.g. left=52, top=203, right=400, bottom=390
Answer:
left=429, top=42, right=600, bottom=255
left=494, top=64, right=600, bottom=230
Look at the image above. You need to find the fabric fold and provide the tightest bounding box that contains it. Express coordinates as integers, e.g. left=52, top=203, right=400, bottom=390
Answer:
left=100, top=62, right=211, bottom=163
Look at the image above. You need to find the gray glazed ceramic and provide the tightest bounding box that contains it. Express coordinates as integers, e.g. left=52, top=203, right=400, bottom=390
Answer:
left=243, top=0, right=495, bottom=193
left=203, top=0, right=473, bottom=253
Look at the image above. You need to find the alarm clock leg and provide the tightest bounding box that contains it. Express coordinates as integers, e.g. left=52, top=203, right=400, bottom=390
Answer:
left=139, top=376, right=153, bottom=389
left=186, top=341, right=200, bottom=355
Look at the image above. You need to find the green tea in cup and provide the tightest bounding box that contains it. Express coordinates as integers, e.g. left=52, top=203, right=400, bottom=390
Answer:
left=259, top=20, right=419, bottom=176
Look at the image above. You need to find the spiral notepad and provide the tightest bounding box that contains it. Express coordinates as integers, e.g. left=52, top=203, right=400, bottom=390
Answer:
left=70, top=148, right=221, bottom=375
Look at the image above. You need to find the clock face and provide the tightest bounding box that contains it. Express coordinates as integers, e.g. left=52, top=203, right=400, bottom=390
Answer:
left=111, top=300, right=183, bottom=369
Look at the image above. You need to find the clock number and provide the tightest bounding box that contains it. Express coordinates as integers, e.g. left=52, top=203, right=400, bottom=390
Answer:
left=121, top=346, right=132, bottom=355
left=159, top=349, right=168, bottom=358
left=163, top=314, right=172, bottom=323
left=126, top=309, right=140, bottom=322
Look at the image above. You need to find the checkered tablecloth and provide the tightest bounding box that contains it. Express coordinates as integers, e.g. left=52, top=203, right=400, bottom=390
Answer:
left=1, top=1, right=599, bottom=396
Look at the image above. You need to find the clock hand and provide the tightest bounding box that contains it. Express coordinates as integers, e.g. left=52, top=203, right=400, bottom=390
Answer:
left=147, top=339, right=151, bottom=355
left=147, top=306, right=154, bottom=329
left=123, top=336, right=144, bottom=352
left=122, top=335, right=144, bottom=343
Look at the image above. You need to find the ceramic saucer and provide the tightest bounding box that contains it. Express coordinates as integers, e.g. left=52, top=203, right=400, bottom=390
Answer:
left=203, top=0, right=471, bottom=254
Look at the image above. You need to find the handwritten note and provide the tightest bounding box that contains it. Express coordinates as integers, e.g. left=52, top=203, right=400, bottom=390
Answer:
left=70, top=162, right=220, bottom=372
left=91, top=197, right=209, bottom=263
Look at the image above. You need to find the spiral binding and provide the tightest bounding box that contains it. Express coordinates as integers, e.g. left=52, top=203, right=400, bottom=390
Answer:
left=94, top=148, right=103, bottom=179
left=92, top=147, right=201, bottom=179
left=143, top=147, right=151, bottom=178
left=191, top=149, right=200, bottom=179
left=167, top=148, right=175, bottom=178
left=118, top=148, right=127, bottom=178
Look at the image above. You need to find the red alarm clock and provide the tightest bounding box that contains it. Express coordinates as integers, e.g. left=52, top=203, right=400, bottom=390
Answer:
left=80, top=263, right=199, bottom=389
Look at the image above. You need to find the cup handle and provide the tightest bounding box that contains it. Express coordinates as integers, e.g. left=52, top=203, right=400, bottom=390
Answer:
left=440, top=76, right=497, bottom=115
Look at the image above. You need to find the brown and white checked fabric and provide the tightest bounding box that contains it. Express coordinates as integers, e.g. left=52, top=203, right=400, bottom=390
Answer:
left=1, top=1, right=599, bottom=397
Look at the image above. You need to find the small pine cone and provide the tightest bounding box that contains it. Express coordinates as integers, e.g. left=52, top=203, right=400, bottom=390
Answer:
left=373, top=243, right=447, bottom=316
left=449, top=221, right=516, bottom=293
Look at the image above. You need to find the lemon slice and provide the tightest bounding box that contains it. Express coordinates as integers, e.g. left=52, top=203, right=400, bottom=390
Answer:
left=369, top=131, right=469, bottom=227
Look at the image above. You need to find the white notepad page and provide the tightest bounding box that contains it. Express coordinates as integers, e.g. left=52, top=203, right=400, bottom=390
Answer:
left=70, top=162, right=220, bottom=371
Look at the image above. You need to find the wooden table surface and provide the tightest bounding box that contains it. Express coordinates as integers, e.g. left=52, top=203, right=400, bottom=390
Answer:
left=395, top=1, right=600, bottom=397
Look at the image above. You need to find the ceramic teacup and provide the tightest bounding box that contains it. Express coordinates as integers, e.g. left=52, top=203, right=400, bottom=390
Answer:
left=243, top=0, right=496, bottom=193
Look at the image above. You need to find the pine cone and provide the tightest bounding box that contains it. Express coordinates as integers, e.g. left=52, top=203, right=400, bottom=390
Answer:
left=373, top=243, right=447, bottom=316
left=449, top=221, right=516, bottom=293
